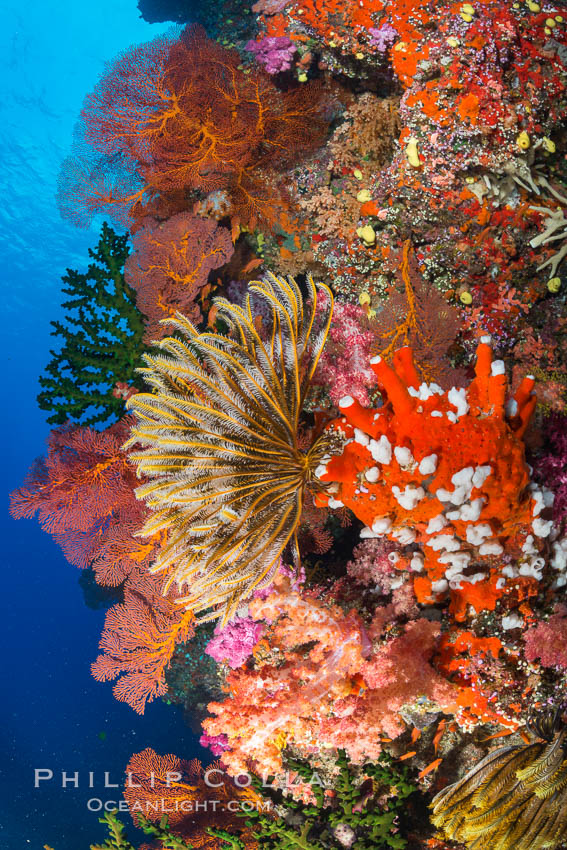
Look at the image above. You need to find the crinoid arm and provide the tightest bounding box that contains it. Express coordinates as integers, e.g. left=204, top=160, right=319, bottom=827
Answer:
left=125, top=273, right=338, bottom=625
left=430, top=714, right=567, bottom=850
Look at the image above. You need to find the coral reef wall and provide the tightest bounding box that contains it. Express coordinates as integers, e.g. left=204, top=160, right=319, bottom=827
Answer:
left=13, top=2, right=567, bottom=848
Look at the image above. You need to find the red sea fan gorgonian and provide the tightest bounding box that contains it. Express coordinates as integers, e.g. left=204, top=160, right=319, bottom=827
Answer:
left=58, top=25, right=329, bottom=229
left=124, top=212, right=234, bottom=343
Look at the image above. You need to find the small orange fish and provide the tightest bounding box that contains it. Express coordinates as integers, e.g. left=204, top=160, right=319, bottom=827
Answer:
left=418, top=758, right=443, bottom=779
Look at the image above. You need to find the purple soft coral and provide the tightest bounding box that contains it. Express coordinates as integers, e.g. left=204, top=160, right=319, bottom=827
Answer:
left=368, top=23, right=398, bottom=52
left=245, top=36, right=296, bottom=75
left=199, top=732, right=230, bottom=756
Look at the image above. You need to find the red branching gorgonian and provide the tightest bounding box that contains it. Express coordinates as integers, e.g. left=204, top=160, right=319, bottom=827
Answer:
left=58, top=25, right=329, bottom=229
left=124, top=212, right=234, bottom=342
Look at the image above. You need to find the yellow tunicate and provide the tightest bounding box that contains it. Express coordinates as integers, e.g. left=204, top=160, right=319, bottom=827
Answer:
left=357, top=189, right=372, bottom=202
left=517, top=131, right=530, bottom=149
left=460, top=12, right=473, bottom=21
left=406, top=137, right=421, bottom=167
left=545, top=17, right=556, bottom=27
left=465, top=176, right=476, bottom=184
left=298, top=72, right=308, bottom=82
left=527, top=1, right=540, bottom=11
left=394, top=41, right=407, bottom=51
left=547, top=277, right=561, bottom=293
left=446, top=36, right=460, bottom=47
left=459, top=291, right=473, bottom=305
left=461, top=3, right=475, bottom=14
left=359, top=291, right=372, bottom=306
left=556, top=16, right=564, bottom=22
left=542, top=137, right=556, bottom=153
left=356, top=52, right=365, bottom=59
left=329, top=41, right=337, bottom=47
left=367, top=309, right=377, bottom=318
left=356, top=225, right=376, bottom=245
left=353, top=169, right=363, bottom=180
left=544, top=27, right=551, bottom=34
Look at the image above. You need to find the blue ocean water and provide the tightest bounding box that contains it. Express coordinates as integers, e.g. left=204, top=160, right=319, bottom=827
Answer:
left=1, top=3, right=207, bottom=847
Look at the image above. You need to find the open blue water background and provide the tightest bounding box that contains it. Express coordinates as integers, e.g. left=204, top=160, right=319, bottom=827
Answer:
left=1, top=3, right=207, bottom=847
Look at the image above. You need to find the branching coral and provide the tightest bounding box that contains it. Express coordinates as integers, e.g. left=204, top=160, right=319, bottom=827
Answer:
left=430, top=711, right=567, bottom=850
left=368, top=242, right=464, bottom=388
left=60, top=25, right=329, bottom=229
left=37, top=223, right=146, bottom=426
left=125, top=273, right=337, bottom=624
left=92, top=811, right=197, bottom=850
left=124, top=212, right=234, bottom=343
left=209, top=750, right=416, bottom=850
left=530, top=205, right=567, bottom=280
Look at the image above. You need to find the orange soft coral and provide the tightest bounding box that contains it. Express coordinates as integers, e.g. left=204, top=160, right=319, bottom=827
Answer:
left=202, top=574, right=456, bottom=785
left=315, top=338, right=555, bottom=622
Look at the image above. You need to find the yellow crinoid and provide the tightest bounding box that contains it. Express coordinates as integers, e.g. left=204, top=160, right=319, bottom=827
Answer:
left=125, top=272, right=338, bottom=624
left=430, top=709, right=567, bottom=850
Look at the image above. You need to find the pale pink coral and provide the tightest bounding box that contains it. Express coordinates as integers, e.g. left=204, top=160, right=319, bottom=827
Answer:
left=322, top=620, right=457, bottom=748
left=367, top=583, right=419, bottom=640
left=346, top=538, right=402, bottom=592
left=313, top=300, right=377, bottom=406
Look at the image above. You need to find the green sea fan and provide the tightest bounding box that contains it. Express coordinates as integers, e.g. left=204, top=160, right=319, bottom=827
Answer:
left=125, top=272, right=338, bottom=624
left=430, top=711, right=567, bottom=850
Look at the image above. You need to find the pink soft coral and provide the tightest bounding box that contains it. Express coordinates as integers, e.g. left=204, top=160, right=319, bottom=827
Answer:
left=523, top=605, right=567, bottom=669
left=346, top=538, right=403, bottom=592
left=313, top=300, right=377, bottom=406
left=205, top=615, right=264, bottom=668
